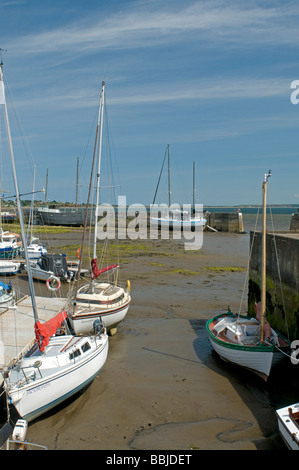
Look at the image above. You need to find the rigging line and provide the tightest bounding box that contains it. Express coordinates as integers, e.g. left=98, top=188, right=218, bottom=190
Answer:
left=104, top=94, right=121, bottom=203
left=152, top=146, right=168, bottom=205
left=3, top=74, right=36, bottom=175
left=237, top=196, right=262, bottom=319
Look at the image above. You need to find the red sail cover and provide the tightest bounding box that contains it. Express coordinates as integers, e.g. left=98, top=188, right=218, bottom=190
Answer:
left=35, top=310, right=67, bottom=351
left=254, top=301, right=272, bottom=339
left=91, top=258, right=118, bottom=280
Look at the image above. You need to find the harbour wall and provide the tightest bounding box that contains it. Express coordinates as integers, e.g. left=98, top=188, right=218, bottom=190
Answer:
left=248, top=231, right=299, bottom=340
left=24, top=207, right=246, bottom=233
left=205, top=212, right=244, bottom=233
left=290, top=212, right=299, bottom=230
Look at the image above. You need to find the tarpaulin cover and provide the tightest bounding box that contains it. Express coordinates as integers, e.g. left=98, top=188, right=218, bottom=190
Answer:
left=91, top=258, right=118, bottom=280
left=35, top=310, right=67, bottom=351
left=0, top=281, right=12, bottom=291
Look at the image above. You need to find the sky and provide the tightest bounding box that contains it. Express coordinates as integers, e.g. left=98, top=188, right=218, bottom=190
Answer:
left=1, top=0, right=299, bottom=207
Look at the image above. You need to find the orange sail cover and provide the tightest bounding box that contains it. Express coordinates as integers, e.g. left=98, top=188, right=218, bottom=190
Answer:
left=91, top=258, right=118, bottom=280
left=35, top=310, right=67, bottom=351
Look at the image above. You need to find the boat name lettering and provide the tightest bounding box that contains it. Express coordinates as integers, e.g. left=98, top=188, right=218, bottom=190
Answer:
left=27, top=382, right=51, bottom=395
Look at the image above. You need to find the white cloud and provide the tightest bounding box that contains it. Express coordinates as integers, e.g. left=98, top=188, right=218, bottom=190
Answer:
left=5, top=1, right=299, bottom=58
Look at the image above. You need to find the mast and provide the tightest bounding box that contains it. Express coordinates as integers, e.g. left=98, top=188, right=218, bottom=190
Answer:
left=93, top=81, right=105, bottom=260
left=75, top=157, right=79, bottom=210
left=73, top=81, right=104, bottom=302
left=0, top=62, right=38, bottom=324
left=91, top=81, right=105, bottom=290
left=260, top=170, right=271, bottom=342
left=30, top=165, right=36, bottom=243
left=167, top=144, right=171, bottom=206
left=192, top=161, right=195, bottom=213
left=45, top=168, right=48, bottom=203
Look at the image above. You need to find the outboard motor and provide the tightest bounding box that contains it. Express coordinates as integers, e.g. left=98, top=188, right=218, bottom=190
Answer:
left=93, top=318, right=105, bottom=335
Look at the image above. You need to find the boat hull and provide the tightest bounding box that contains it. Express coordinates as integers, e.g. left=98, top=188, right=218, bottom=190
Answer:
left=8, top=337, right=108, bottom=422
left=0, top=261, right=20, bottom=275
left=37, top=209, right=94, bottom=227
left=276, top=403, right=299, bottom=450
left=69, top=300, right=131, bottom=334
left=150, top=217, right=206, bottom=231
left=206, top=313, right=289, bottom=380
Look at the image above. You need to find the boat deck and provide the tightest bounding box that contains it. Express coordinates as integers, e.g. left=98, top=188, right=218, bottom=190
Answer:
left=209, top=317, right=289, bottom=348
left=0, top=295, right=67, bottom=367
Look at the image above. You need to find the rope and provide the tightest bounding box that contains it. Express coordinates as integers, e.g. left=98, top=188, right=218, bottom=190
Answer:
left=275, top=344, right=294, bottom=359
left=237, top=195, right=262, bottom=318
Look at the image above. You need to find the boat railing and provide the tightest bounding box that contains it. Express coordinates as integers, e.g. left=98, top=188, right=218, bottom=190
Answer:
left=2, top=439, right=48, bottom=450
left=12, top=360, right=43, bottom=388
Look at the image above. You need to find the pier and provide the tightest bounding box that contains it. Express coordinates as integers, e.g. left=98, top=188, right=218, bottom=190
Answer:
left=0, top=296, right=67, bottom=368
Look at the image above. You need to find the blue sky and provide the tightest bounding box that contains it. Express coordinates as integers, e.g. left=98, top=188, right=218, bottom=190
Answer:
left=1, top=0, right=299, bottom=207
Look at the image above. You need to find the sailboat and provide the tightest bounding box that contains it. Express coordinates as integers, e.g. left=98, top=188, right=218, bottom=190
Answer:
left=0, top=280, right=14, bottom=309
left=206, top=171, right=290, bottom=380
left=24, top=165, right=47, bottom=260
left=67, top=81, right=131, bottom=335
left=276, top=403, right=299, bottom=450
left=150, top=145, right=206, bottom=230
left=0, top=61, right=108, bottom=423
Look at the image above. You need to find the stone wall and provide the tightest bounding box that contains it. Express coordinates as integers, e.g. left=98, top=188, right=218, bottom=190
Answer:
left=290, top=212, right=299, bottom=230
left=249, top=231, right=299, bottom=340
left=206, top=212, right=244, bottom=233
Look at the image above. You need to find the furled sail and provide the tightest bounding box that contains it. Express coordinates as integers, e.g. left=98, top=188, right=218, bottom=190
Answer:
left=35, top=310, right=67, bottom=351
left=91, top=258, right=118, bottom=280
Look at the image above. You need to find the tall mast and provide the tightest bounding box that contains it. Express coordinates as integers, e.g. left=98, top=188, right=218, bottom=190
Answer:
left=28, top=164, right=36, bottom=243
left=75, top=157, right=79, bottom=210
left=73, top=81, right=104, bottom=302
left=45, top=168, right=48, bottom=203
left=92, top=81, right=105, bottom=263
left=167, top=144, right=171, bottom=206
left=0, top=62, right=38, bottom=323
left=192, top=161, right=195, bottom=211
left=260, top=170, right=271, bottom=342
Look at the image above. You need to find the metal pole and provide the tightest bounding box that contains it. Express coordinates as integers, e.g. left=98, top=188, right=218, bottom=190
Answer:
left=0, top=63, right=38, bottom=323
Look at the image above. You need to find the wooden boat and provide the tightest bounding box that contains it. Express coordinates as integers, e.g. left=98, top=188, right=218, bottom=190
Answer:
left=276, top=403, right=299, bottom=450
left=206, top=171, right=290, bottom=380
left=67, top=81, right=131, bottom=334
left=0, top=61, right=109, bottom=425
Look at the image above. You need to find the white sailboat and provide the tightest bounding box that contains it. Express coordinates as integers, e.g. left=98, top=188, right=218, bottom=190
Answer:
left=24, top=165, right=47, bottom=260
left=0, top=280, right=14, bottom=309
left=0, top=61, right=109, bottom=423
left=206, top=171, right=290, bottom=380
left=150, top=145, right=206, bottom=230
left=67, top=81, right=131, bottom=335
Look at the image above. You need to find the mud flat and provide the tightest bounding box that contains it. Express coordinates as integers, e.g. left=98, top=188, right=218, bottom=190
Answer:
left=23, top=230, right=289, bottom=450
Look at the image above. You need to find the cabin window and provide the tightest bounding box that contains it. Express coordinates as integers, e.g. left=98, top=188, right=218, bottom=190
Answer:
left=69, top=349, right=81, bottom=360
left=81, top=342, right=91, bottom=353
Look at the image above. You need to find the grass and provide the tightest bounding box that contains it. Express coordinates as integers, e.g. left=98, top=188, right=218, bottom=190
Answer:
left=169, top=268, right=199, bottom=276
left=204, top=266, right=245, bottom=272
